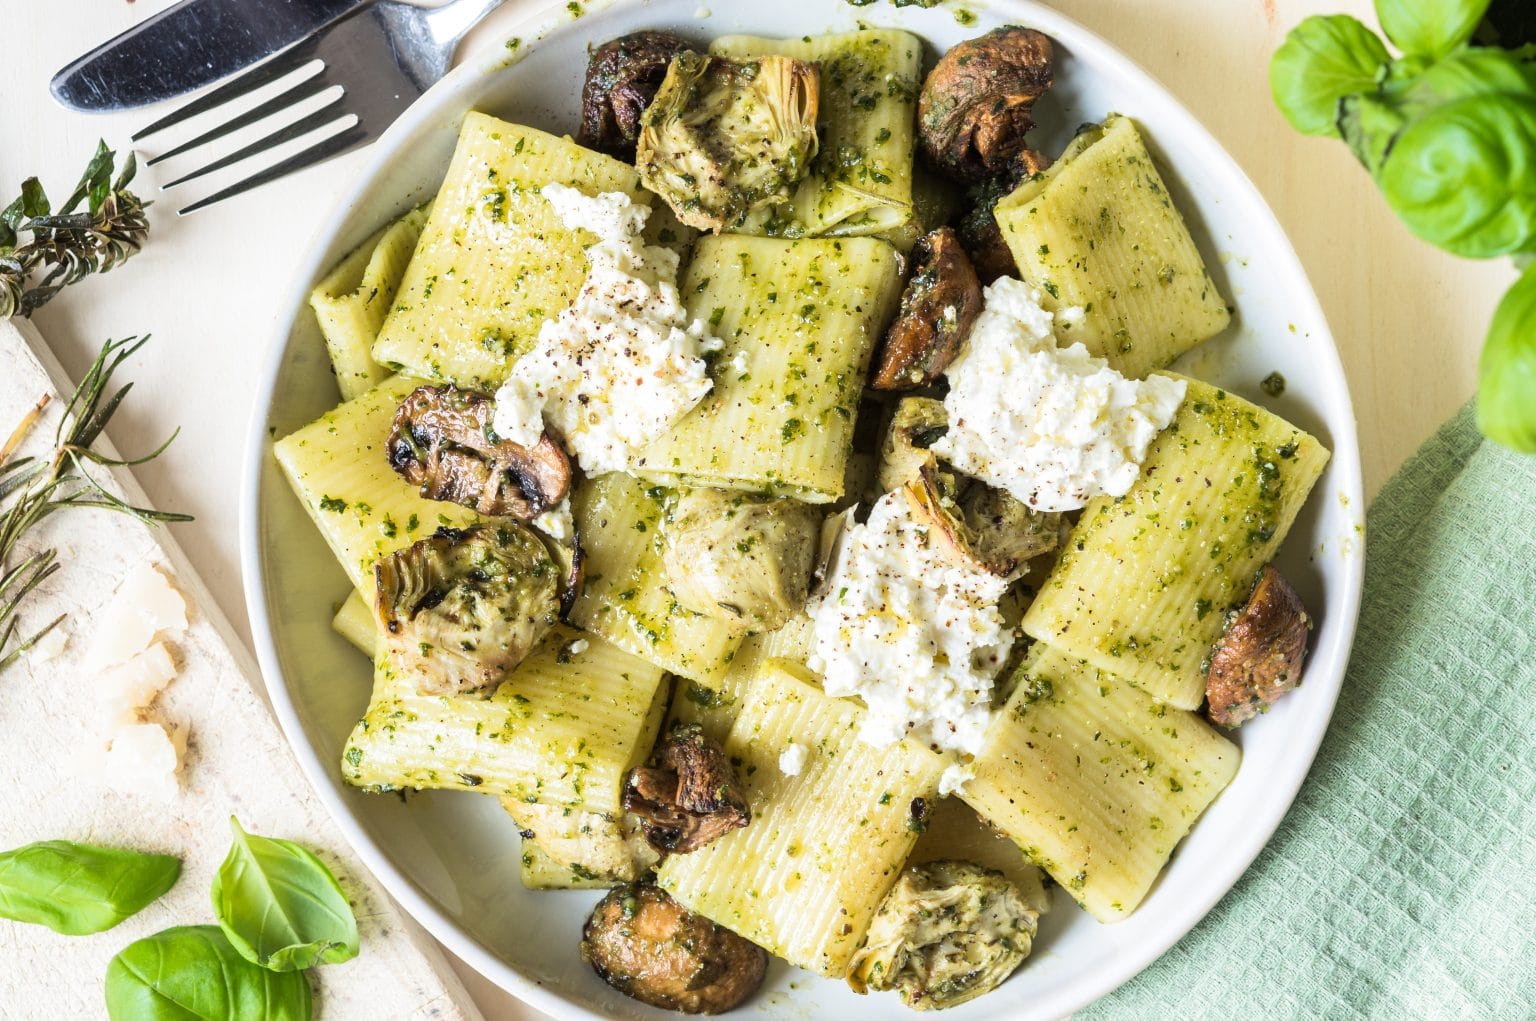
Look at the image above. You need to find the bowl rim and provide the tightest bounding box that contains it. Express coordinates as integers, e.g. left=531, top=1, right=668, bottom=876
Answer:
left=239, top=2, right=1366, bottom=1018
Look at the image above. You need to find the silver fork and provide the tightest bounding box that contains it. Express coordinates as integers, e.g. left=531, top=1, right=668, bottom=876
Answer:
left=135, top=0, right=507, bottom=215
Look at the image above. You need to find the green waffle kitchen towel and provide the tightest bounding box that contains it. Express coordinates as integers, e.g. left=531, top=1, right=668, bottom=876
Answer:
left=1083, top=403, right=1536, bottom=1020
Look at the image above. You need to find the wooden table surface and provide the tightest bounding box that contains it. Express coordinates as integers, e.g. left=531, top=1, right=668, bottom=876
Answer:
left=1, top=1, right=1510, bottom=1017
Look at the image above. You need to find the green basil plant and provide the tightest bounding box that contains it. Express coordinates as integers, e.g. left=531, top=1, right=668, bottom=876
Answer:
left=1271, top=0, right=1536, bottom=451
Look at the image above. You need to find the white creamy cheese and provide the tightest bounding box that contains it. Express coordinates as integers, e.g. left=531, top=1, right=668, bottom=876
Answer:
left=493, top=185, right=722, bottom=474
left=934, top=277, right=1187, bottom=513
left=779, top=742, right=808, bottom=776
left=938, top=761, right=975, bottom=798
left=532, top=496, right=574, bottom=544
left=808, top=488, right=1012, bottom=757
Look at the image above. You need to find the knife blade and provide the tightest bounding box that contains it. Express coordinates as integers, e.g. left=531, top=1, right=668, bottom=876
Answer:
left=50, top=0, right=369, bottom=113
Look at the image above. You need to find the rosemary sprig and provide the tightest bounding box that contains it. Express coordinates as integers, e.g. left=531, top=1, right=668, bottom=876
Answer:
left=0, top=336, right=190, bottom=672
left=1, top=142, right=149, bottom=319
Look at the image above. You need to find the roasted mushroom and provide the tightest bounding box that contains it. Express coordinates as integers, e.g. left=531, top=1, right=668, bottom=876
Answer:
left=623, top=724, right=750, bottom=854
left=663, top=488, right=820, bottom=633
left=870, top=227, right=984, bottom=391
left=578, top=31, right=694, bottom=157
left=918, top=27, right=1055, bottom=184
left=1206, top=565, right=1313, bottom=727
left=373, top=524, right=560, bottom=697
left=637, top=52, right=820, bottom=231
left=956, top=149, right=1053, bottom=283
left=388, top=385, right=570, bottom=521
left=847, top=859, right=1038, bottom=1010
left=582, top=883, right=768, bottom=1014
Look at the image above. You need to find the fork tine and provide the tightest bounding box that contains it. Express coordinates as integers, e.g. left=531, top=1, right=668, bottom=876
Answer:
left=145, top=68, right=331, bottom=167
left=176, top=120, right=366, bottom=215
left=161, top=94, right=348, bottom=188
left=132, top=37, right=321, bottom=142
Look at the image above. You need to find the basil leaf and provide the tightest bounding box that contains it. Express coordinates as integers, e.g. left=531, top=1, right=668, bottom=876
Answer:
left=1380, top=94, right=1536, bottom=257
left=1376, top=0, right=1491, bottom=59
left=105, top=925, right=312, bottom=1021
left=211, top=818, right=359, bottom=972
left=1270, top=15, right=1391, bottom=137
left=1338, top=92, right=1409, bottom=174
left=1477, top=263, right=1536, bottom=451
left=1397, top=47, right=1536, bottom=116
left=0, top=840, right=179, bottom=935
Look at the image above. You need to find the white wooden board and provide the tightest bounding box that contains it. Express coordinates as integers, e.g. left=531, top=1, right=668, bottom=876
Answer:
left=0, top=318, right=482, bottom=1021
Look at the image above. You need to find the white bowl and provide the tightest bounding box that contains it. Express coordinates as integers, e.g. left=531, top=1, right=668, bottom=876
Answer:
left=241, top=1, right=1365, bottom=1017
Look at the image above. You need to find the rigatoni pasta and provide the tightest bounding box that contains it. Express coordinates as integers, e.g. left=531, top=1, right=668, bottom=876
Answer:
left=309, top=203, right=431, bottom=400
left=343, top=627, right=668, bottom=811
left=658, top=660, right=945, bottom=977
left=1022, top=376, right=1330, bottom=708
left=963, top=645, right=1239, bottom=921
left=273, top=375, right=477, bottom=601
left=371, top=114, right=650, bottom=390
left=994, top=115, right=1231, bottom=379
left=568, top=472, right=745, bottom=683
left=634, top=235, right=902, bottom=502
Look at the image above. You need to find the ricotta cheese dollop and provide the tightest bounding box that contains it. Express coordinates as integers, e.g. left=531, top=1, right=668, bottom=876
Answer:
left=779, top=742, right=808, bottom=777
left=492, top=184, right=722, bottom=474
left=808, top=487, right=1013, bottom=758
left=934, top=276, right=1187, bottom=513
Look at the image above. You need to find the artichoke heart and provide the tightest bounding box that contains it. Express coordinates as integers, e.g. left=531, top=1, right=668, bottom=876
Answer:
left=637, top=52, right=820, bottom=232
left=847, top=859, right=1038, bottom=1010
left=882, top=398, right=1061, bottom=578
left=373, top=524, right=560, bottom=697
left=662, top=487, right=820, bottom=633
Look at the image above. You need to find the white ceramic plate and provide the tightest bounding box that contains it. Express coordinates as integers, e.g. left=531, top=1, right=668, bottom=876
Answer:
left=242, top=1, right=1365, bottom=1017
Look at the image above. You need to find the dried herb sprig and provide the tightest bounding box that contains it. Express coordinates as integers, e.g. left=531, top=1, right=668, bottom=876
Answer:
left=1, top=142, right=149, bottom=319
left=0, top=337, right=189, bottom=672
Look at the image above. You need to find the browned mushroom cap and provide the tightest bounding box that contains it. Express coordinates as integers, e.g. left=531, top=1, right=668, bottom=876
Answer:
left=578, top=31, right=693, bottom=157
left=918, top=27, right=1055, bottom=184
left=387, top=385, right=570, bottom=521
left=870, top=227, right=984, bottom=391
left=623, top=724, right=749, bottom=854
left=581, top=884, right=767, bottom=1014
left=957, top=149, right=1053, bottom=283
left=1206, top=565, right=1312, bottom=727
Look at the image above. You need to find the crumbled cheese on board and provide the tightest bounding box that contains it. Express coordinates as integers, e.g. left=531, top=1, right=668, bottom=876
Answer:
left=85, top=562, right=187, bottom=668
left=934, top=276, right=1186, bottom=513
left=84, top=563, right=192, bottom=799
left=96, top=642, right=177, bottom=731
left=102, top=721, right=185, bottom=803
left=808, top=488, right=1012, bottom=757
left=493, top=185, right=721, bottom=474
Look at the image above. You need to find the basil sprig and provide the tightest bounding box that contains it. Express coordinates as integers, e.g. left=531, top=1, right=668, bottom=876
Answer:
left=0, top=840, right=179, bottom=935
left=1271, top=0, right=1536, bottom=451
left=211, top=817, right=360, bottom=972
left=104, top=925, right=312, bottom=1021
